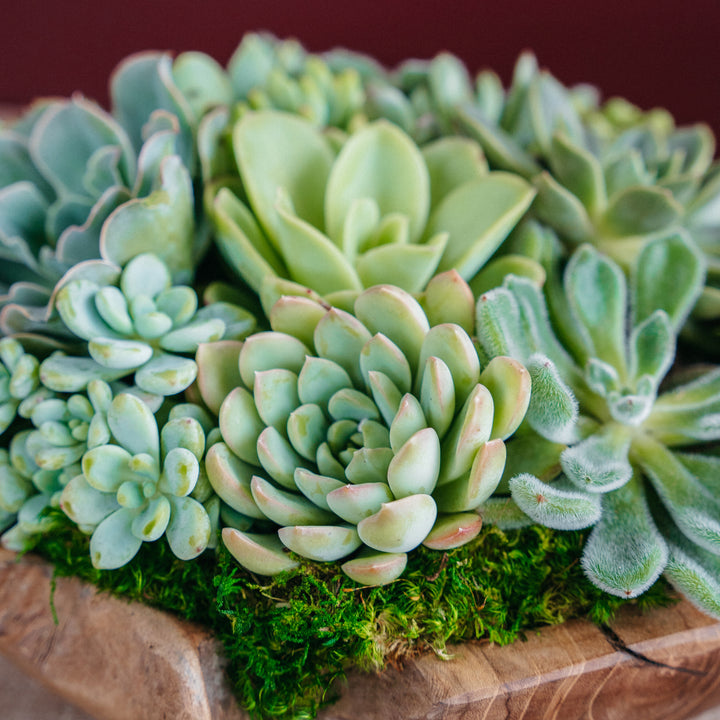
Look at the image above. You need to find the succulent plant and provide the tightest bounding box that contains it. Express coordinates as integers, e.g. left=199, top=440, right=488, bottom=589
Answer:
left=0, top=337, right=46, bottom=435
left=60, top=393, right=217, bottom=568
left=197, top=279, right=531, bottom=585
left=43, top=252, right=255, bottom=396
left=475, top=233, right=720, bottom=618
left=210, top=109, right=536, bottom=313
left=0, top=88, right=200, bottom=342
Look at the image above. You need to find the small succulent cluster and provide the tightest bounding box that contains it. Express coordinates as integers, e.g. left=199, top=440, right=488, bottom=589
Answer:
left=1, top=32, right=719, bottom=631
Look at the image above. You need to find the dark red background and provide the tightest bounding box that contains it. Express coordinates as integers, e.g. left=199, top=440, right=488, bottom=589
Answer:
left=3, top=1, right=720, bottom=135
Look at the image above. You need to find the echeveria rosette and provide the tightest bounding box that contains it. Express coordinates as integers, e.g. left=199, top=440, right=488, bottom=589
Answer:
left=0, top=87, right=199, bottom=342
left=198, top=281, right=531, bottom=585
left=476, top=233, right=720, bottom=618
left=210, top=110, right=536, bottom=314
left=60, top=393, right=215, bottom=569
left=46, top=252, right=256, bottom=396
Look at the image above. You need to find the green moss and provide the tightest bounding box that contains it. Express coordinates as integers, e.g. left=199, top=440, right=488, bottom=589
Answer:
left=32, top=512, right=674, bottom=720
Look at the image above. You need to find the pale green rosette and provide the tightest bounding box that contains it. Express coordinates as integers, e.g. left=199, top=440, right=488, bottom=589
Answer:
left=209, top=110, right=536, bottom=313
left=476, top=233, right=720, bottom=619
left=198, top=279, right=531, bottom=585
left=61, top=394, right=215, bottom=569
left=45, top=252, right=255, bottom=396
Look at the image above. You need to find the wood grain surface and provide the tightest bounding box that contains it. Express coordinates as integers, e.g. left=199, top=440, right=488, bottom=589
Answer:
left=1, top=549, right=719, bottom=720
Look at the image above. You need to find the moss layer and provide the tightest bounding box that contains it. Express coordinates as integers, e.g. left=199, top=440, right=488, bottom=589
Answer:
left=33, top=514, right=674, bottom=719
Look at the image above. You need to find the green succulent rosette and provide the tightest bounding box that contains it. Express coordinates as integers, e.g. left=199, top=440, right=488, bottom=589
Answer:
left=198, top=279, right=531, bottom=585
left=476, top=232, right=720, bottom=618
left=209, top=109, right=536, bottom=314
left=60, top=394, right=217, bottom=568
left=0, top=378, right=160, bottom=551
left=0, top=337, right=47, bottom=435
left=43, top=252, right=255, bottom=396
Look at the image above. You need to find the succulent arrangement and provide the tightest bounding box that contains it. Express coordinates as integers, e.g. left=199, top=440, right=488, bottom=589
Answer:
left=2, top=31, right=719, bottom=720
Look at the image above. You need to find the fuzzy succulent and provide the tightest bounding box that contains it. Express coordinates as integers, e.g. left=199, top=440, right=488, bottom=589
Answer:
left=60, top=393, right=217, bottom=568
left=196, top=278, right=531, bottom=585
left=210, top=109, right=537, bottom=314
left=475, top=232, right=720, bottom=618
left=42, top=252, right=255, bottom=396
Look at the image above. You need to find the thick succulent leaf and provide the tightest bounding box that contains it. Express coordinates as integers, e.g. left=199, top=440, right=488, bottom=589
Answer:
left=90, top=507, right=143, bottom=569
left=478, top=356, right=531, bottom=440
left=325, top=120, right=429, bottom=244
left=664, top=540, right=720, bottom=620
left=55, top=279, right=118, bottom=342
left=297, top=356, right=353, bottom=412
left=422, top=270, right=475, bottom=335
left=564, top=245, right=627, bottom=373
left=239, top=331, right=309, bottom=389
left=387, top=427, right=440, bottom=498
left=211, top=188, right=287, bottom=293
left=631, top=231, right=704, bottom=332
left=233, top=111, right=334, bottom=244
left=269, top=296, right=327, bottom=350
left=499, top=430, right=564, bottom=493
left=120, top=252, right=172, bottom=299
left=326, top=483, right=394, bottom=524
left=294, top=468, right=345, bottom=511
left=275, top=196, right=362, bottom=294
left=419, top=357, right=455, bottom=441
left=561, top=425, right=632, bottom=493
left=328, top=388, right=379, bottom=422
left=356, top=236, right=447, bottom=294
left=354, top=285, right=429, bottom=375
left=344, top=447, right=393, bottom=485
left=549, top=133, right=606, bottom=216
left=82, top=444, right=136, bottom=493
left=222, top=527, right=299, bottom=575
left=417, top=323, right=479, bottom=405
left=633, top=435, right=720, bottom=554
left=88, top=338, right=153, bottom=370
left=101, top=157, right=195, bottom=283
left=313, top=308, right=371, bottom=387
left=423, top=513, right=483, bottom=550
left=470, top=254, right=546, bottom=297
left=422, top=137, right=487, bottom=211
left=360, top=334, right=412, bottom=395
left=357, top=494, right=437, bottom=553
left=134, top=353, right=197, bottom=396
left=341, top=550, right=407, bottom=585
left=389, top=394, right=427, bottom=453
left=629, top=311, right=674, bottom=390
left=428, top=173, right=535, bottom=279
left=158, top=447, right=199, bottom=497
left=257, top=427, right=307, bottom=490
left=475, top=287, right=527, bottom=360
left=173, top=51, right=233, bottom=118
left=253, top=369, right=299, bottom=431
left=438, top=384, right=494, bottom=484
left=510, top=474, right=602, bottom=530
left=287, top=403, right=330, bottom=462
left=251, top=475, right=336, bottom=526
left=603, top=186, right=681, bottom=237
left=131, top=496, right=171, bottom=541
left=434, top=438, right=506, bottom=512
left=278, top=524, right=362, bottom=562
left=205, top=442, right=264, bottom=518
left=60, top=474, right=119, bottom=527
left=195, top=340, right=243, bottom=416
left=531, top=172, right=594, bottom=244
left=107, top=392, right=159, bottom=459
left=165, top=495, right=211, bottom=560
left=219, top=387, right=264, bottom=465
left=581, top=475, right=668, bottom=598
left=39, top=354, right=127, bottom=393
left=525, top=354, right=579, bottom=444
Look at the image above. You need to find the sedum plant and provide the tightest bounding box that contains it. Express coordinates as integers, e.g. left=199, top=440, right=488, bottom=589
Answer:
left=198, top=279, right=531, bottom=584
left=210, top=109, right=536, bottom=313
left=476, top=232, right=720, bottom=617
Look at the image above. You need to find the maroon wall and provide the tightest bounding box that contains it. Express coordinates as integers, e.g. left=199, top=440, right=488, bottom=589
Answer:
left=3, top=1, right=720, bottom=134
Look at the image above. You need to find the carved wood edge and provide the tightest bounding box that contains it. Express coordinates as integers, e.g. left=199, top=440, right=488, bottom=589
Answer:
left=1, top=549, right=719, bottom=720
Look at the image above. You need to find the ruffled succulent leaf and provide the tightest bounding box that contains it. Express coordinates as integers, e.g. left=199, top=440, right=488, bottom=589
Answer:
left=172, top=51, right=233, bottom=118
left=222, top=527, right=299, bottom=575
left=510, top=473, right=602, bottom=530
left=581, top=474, right=668, bottom=598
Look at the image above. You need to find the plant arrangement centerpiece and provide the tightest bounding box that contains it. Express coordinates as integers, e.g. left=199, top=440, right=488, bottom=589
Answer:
left=1, top=32, right=718, bottom=719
